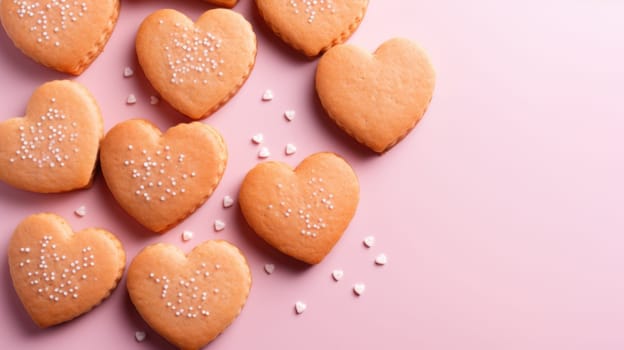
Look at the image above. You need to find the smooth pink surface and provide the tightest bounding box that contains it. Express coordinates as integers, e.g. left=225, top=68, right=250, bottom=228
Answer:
left=1, top=0, right=624, bottom=349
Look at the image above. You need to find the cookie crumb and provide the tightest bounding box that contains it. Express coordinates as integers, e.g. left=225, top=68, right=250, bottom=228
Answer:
left=284, top=110, right=296, bottom=121
left=214, top=220, right=226, bottom=232
left=126, top=94, right=137, bottom=105
left=223, top=195, right=234, bottom=208
left=331, top=269, right=344, bottom=281
left=258, top=147, right=270, bottom=159
left=123, top=67, right=134, bottom=78
left=135, top=331, right=146, bottom=342
left=353, top=283, right=366, bottom=296
left=264, top=263, right=275, bottom=275
left=74, top=205, right=87, bottom=217
left=294, top=301, right=306, bottom=314
left=252, top=133, right=264, bottom=144
left=285, top=143, right=297, bottom=156
left=149, top=96, right=159, bottom=105
left=375, top=253, right=387, bottom=266
left=262, top=89, right=274, bottom=101
left=181, top=230, right=194, bottom=242
left=363, top=236, right=375, bottom=248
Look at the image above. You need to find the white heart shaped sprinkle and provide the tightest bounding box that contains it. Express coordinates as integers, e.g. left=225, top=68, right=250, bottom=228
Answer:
left=258, top=147, right=270, bottom=159
left=74, top=205, right=87, bottom=218
left=331, top=269, right=344, bottom=281
left=135, top=331, right=146, bottom=342
left=223, top=195, right=234, bottom=208
left=375, top=253, right=387, bottom=266
left=353, top=283, right=366, bottom=296
left=123, top=67, right=134, bottom=78
left=181, top=230, right=194, bottom=242
left=264, top=263, right=275, bottom=275
left=295, top=301, right=307, bottom=314
left=262, top=89, right=274, bottom=101
left=252, top=133, right=264, bottom=144
left=284, top=109, right=296, bottom=121
left=214, top=219, right=226, bottom=232
left=363, top=236, right=375, bottom=248
left=285, top=143, right=297, bottom=156
left=126, top=94, right=137, bottom=105
left=149, top=95, right=159, bottom=105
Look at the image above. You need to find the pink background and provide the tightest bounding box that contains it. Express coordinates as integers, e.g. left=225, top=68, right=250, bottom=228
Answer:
left=2, top=0, right=624, bottom=349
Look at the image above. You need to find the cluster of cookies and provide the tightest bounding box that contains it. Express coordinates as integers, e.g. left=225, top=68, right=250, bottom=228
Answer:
left=1, top=0, right=435, bottom=349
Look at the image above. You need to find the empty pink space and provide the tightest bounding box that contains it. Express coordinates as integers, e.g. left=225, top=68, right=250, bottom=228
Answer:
left=1, top=1, right=624, bottom=349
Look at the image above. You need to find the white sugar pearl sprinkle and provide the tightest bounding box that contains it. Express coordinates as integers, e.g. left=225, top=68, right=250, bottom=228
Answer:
left=135, top=331, right=147, bottom=342
left=295, top=301, right=306, bottom=314
left=181, top=230, right=194, bottom=242
left=123, top=67, right=134, bottom=77
left=223, top=195, right=234, bottom=208
left=284, top=110, right=296, bottom=121
left=74, top=205, right=87, bottom=217
left=353, top=283, right=366, bottom=296
left=331, top=269, right=344, bottom=281
left=375, top=253, right=388, bottom=266
left=258, top=147, right=270, bottom=159
left=363, top=236, right=375, bottom=248
left=285, top=143, right=297, bottom=156
left=252, top=133, right=264, bottom=144
left=262, top=89, right=274, bottom=101
left=214, top=220, right=226, bottom=232
left=264, top=263, right=275, bottom=275
left=126, top=94, right=137, bottom=105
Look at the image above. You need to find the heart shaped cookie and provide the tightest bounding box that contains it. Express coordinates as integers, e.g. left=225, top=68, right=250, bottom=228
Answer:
left=0, top=0, right=119, bottom=75
left=127, top=240, right=251, bottom=350
left=239, top=152, right=359, bottom=264
left=255, top=0, right=368, bottom=57
left=8, top=213, right=126, bottom=328
left=99, top=119, right=227, bottom=233
left=315, top=38, right=436, bottom=153
left=0, top=80, right=103, bottom=193
left=136, top=9, right=256, bottom=120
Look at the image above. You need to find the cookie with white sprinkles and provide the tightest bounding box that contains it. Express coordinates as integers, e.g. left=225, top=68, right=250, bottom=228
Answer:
left=135, top=8, right=257, bottom=120
left=0, top=0, right=120, bottom=75
left=239, top=152, right=359, bottom=264
left=127, top=240, right=251, bottom=350
left=99, top=119, right=227, bottom=233
left=8, top=213, right=126, bottom=328
left=0, top=80, right=103, bottom=193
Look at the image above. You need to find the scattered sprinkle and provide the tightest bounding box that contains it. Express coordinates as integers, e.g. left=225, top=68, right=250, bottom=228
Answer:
left=294, top=301, right=307, bottom=314
left=74, top=205, right=87, bottom=218
left=363, top=236, right=375, bottom=248
left=264, top=263, right=275, bottom=275
left=135, top=331, right=147, bottom=342
left=126, top=94, right=137, bottom=105
left=331, top=269, right=344, bottom=281
left=223, top=195, right=234, bottom=208
left=375, top=254, right=388, bottom=266
left=150, top=96, right=160, bottom=105
left=258, top=147, right=270, bottom=159
left=262, top=89, right=274, bottom=101
left=123, top=67, right=134, bottom=78
left=252, top=133, right=264, bottom=144
left=284, top=110, right=296, bottom=121
left=353, top=283, right=366, bottom=296
left=214, top=220, right=226, bottom=232
left=181, top=230, right=194, bottom=242
left=285, top=143, right=297, bottom=156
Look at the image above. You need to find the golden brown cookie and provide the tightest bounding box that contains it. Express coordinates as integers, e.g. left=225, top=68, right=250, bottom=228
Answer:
left=136, top=8, right=256, bottom=120
left=0, top=0, right=120, bottom=75
left=0, top=80, right=103, bottom=193
left=255, top=0, right=368, bottom=57
left=239, top=152, right=359, bottom=264
left=127, top=240, right=251, bottom=350
left=99, top=119, right=227, bottom=233
left=315, top=38, right=436, bottom=153
left=8, top=213, right=126, bottom=328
